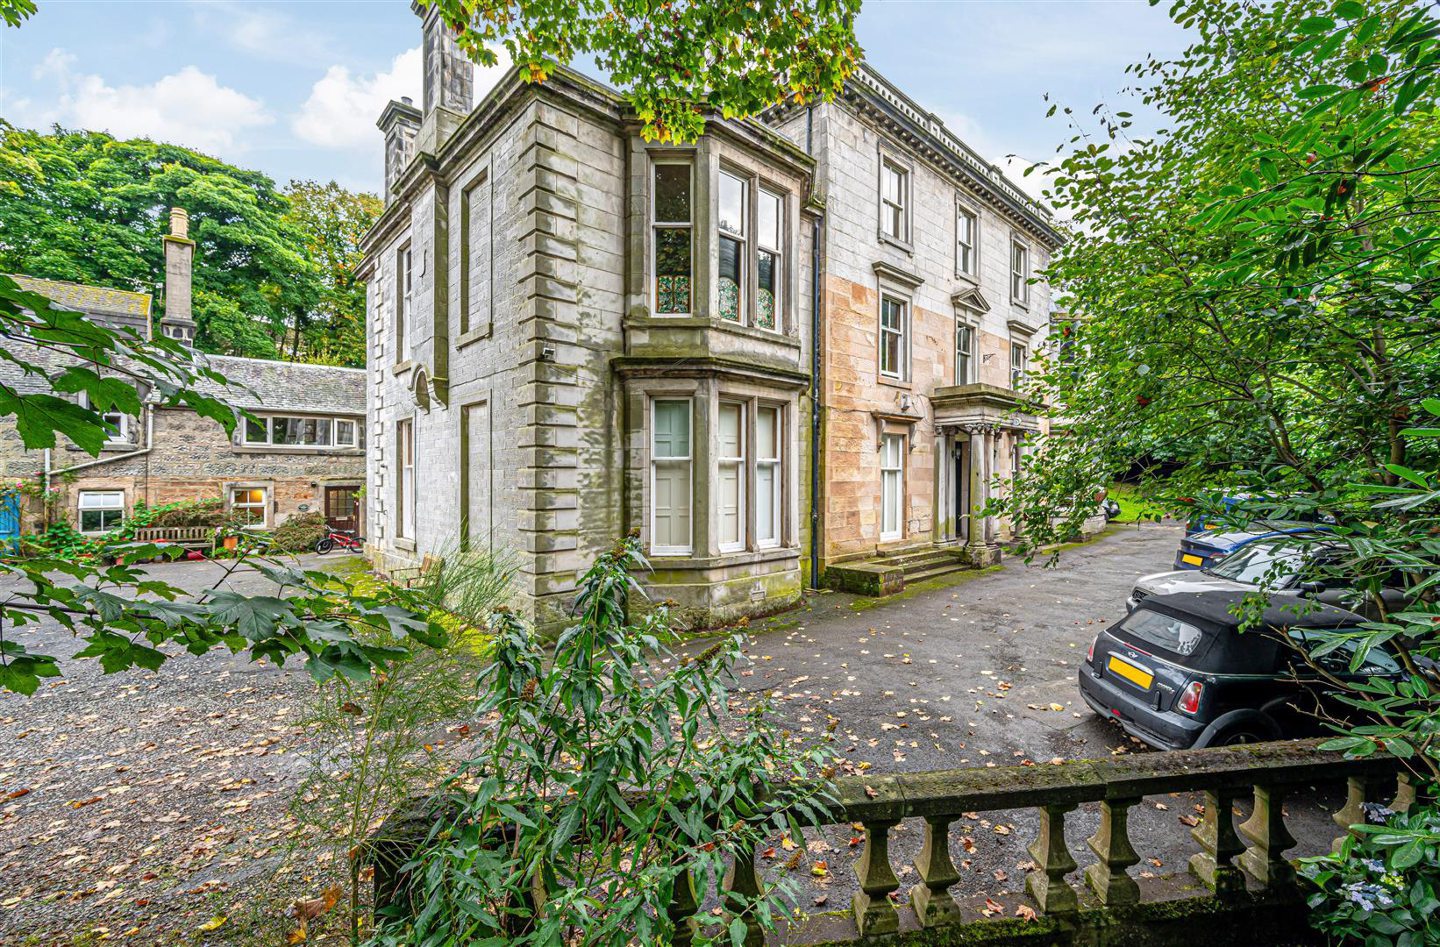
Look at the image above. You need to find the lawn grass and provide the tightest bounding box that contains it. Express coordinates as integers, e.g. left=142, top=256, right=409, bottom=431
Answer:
left=1107, top=482, right=1169, bottom=524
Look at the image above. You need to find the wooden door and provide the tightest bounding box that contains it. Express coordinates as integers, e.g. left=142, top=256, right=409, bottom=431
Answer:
left=324, top=486, right=358, bottom=533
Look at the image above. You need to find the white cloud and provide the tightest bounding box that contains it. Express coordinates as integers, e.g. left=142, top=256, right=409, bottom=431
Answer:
left=19, top=48, right=272, bottom=155
left=189, top=0, right=337, bottom=64
left=291, top=46, right=422, bottom=150
left=292, top=44, right=511, bottom=151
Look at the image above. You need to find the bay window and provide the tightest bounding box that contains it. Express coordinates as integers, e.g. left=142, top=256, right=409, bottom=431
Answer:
left=756, top=189, right=782, bottom=331
left=718, top=170, right=746, bottom=323
left=756, top=406, right=781, bottom=548
left=78, top=490, right=124, bottom=534
left=650, top=399, right=693, bottom=555
left=717, top=402, right=745, bottom=551
left=653, top=163, right=693, bottom=315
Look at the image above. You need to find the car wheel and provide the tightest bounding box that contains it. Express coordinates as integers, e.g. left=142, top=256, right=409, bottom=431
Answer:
left=1214, top=728, right=1264, bottom=746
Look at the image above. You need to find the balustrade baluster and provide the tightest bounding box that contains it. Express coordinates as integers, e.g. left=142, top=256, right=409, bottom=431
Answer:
left=912, top=816, right=964, bottom=927
left=852, top=818, right=901, bottom=936
left=666, top=865, right=699, bottom=947
left=1332, top=773, right=1394, bottom=852
left=1085, top=797, right=1141, bottom=906
left=722, top=843, right=764, bottom=947
left=1188, top=789, right=1246, bottom=898
left=1026, top=803, right=1079, bottom=915
left=1238, top=784, right=1297, bottom=891
left=1392, top=770, right=1437, bottom=814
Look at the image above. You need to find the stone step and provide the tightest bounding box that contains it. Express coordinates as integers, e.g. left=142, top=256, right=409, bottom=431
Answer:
left=904, top=561, right=973, bottom=585
left=877, top=547, right=959, bottom=568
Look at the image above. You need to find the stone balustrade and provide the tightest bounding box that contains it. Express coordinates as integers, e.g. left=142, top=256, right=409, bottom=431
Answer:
left=372, top=740, right=1425, bottom=945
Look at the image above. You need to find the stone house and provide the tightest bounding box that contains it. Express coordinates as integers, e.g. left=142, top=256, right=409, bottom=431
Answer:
left=765, top=72, right=1064, bottom=590
left=0, top=210, right=367, bottom=540
left=362, top=4, right=1060, bottom=623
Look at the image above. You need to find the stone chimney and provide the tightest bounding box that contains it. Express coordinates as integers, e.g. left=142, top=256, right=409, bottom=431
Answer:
left=412, top=0, right=473, bottom=154
left=160, top=207, right=197, bottom=346
left=377, top=97, right=422, bottom=204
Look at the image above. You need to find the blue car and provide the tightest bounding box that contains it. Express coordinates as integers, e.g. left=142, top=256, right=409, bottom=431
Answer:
left=1173, top=522, right=1328, bottom=571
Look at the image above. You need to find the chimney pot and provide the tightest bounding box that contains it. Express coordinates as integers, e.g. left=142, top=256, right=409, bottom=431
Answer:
left=169, top=206, right=189, bottom=240
left=401, top=96, right=414, bottom=105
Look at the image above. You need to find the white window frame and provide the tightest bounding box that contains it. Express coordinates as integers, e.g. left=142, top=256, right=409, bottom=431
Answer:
left=651, top=160, right=694, bottom=316
left=756, top=186, right=784, bottom=332
left=229, top=486, right=268, bottom=530
left=717, top=168, right=748, bottom=325
left=650, top=398, right=694, bottom=556
left=396, top=417, right=415, bottom=540
left=878, top=295, right=909, bottom=381
left=77, top=392, right=129, bottom=446
left=879, top=154, right=910, bottom=245
left=956, top=320, right=976, bottom=385
left=1010, top=341, right=1028, bottom=390
left=77, top=490, right=124, bottom=535
left=242, top=416, right=360, bottom=449
left=880, top=433, right=905, bottom=542
left=755, top=405, right=782, bottom=549
left=956, top=202, right=979, bottom=279
left=1010, top=238, right=1031, bottom=306
left=716, top=401, right=746, bottom=553
left=396, top=243, right=413, bottom=363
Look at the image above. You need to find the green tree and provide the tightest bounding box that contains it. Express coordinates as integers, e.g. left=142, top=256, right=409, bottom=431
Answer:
left=282, top=180, right=382, bottom=367
left=0, top=123, right=321, bottom=359
left=427, top=0, right=862, bottom=143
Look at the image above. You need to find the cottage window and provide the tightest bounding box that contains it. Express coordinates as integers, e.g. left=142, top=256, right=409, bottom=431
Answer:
left=1010, top=240, right=1030, bottom=305
left=396, top=418, right=415, bottom=540
left=77, top=392, right=129, bottom=446
left=755, top=405, right=782, bottom=548
left=396, top=243, right=413, bottom=362
left=717, top=170, right=747, bottom=323
left=243, top=416, right=360, bottom=449
left=880, top=158, right=908, bottom=242
left=1010, top=342, right=1028, bottom=390
left=78, top=490, right=124, bottom=534
left=956, top=322, right=975, bottom=385
left=880, top=434, right=905, bottom=541
left=229, top=487, right=268, bottom=528
left=753, top=188, right=784, bottom=331
left=650, top=399, right=693, bottom=555
left=652, top=163, right=693, bottom=315
left=957, top=205, right=978, bottom=277
left=879, top=296, right=908, bottom=380
left=717, top=402, right=745, bottom=551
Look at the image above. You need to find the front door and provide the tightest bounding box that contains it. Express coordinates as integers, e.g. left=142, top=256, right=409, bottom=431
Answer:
left=324, top=486, right=359, bottom=533
left=954, top=440, right=971, bottom=543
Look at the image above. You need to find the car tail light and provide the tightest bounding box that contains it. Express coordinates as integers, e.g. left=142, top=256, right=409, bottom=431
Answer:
left=1177, top=681, right=1204, bottom=715
left=1087, top=635, right=1097, bottom=664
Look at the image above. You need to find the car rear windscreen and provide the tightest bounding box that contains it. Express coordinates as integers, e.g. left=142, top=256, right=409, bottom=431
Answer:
left=1117, top=609, right=1208, bottom=657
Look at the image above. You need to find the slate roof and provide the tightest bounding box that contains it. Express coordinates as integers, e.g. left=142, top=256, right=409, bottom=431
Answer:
left=9, top=275, right=152, bottom=319
left=201, top=355, right=366, bottom=416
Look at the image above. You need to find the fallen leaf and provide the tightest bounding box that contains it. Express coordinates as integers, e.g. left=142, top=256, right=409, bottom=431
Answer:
left=1016, top=904, right=1038, bottom=921
left=197, top=916, right=227, bottom=933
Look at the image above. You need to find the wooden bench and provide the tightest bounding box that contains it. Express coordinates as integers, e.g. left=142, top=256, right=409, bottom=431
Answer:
left=130, top=526, right=217, bottom=550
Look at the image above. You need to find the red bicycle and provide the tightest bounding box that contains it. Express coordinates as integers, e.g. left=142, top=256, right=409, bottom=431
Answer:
left=314, top=528, right=364, bottom=555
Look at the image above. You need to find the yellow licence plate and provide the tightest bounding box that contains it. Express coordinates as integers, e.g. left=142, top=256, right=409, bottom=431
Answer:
left=1181, top=553, right=1204, bottom=567
left=1108, top=655, right=1154, bottom=690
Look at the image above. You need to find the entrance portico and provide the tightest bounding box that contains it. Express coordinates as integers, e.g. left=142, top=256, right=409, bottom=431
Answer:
left=932, top=383, right=1040, bottom=566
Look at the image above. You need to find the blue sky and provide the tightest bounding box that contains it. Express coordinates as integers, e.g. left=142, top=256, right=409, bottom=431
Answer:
left=1, top=0, right=1188, bottom=195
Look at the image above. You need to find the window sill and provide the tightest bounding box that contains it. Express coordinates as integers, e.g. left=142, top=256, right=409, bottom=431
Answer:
left=644, top=546, right=800, bottom=570
left=456, top=325, right=492, bottom=349
left=391, top=360, right=415, bottom=376
left=878, top=375, right=912, bottom=392
left=232, top=445, right=364, bottom=456
left=954, top=271, right=979, bottom=286
left=714, top=319, right=801, bottom=349
left=393, top=538, right=417, bottom=552
left=878, top=232, right=914, bottom=255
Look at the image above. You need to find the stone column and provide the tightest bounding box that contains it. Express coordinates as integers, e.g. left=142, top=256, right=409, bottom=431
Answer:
left=962, top=424, right=1000, bottom=566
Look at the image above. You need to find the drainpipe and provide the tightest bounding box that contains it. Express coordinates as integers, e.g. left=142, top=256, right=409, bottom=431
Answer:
left=806, top=105, right=823, bottom=590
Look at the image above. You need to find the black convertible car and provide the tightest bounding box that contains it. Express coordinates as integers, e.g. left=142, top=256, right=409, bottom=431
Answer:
left=1078, top=590, right=1406, bottom=750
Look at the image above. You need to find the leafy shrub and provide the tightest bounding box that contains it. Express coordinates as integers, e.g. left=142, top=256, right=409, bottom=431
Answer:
left=369, top=535, right=829, bottom=946
left=1302, top=804, right=1440, bottom=947
left=19, top=522, right=100, bottom=559
left=272, top=512, right=328, bottom=553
